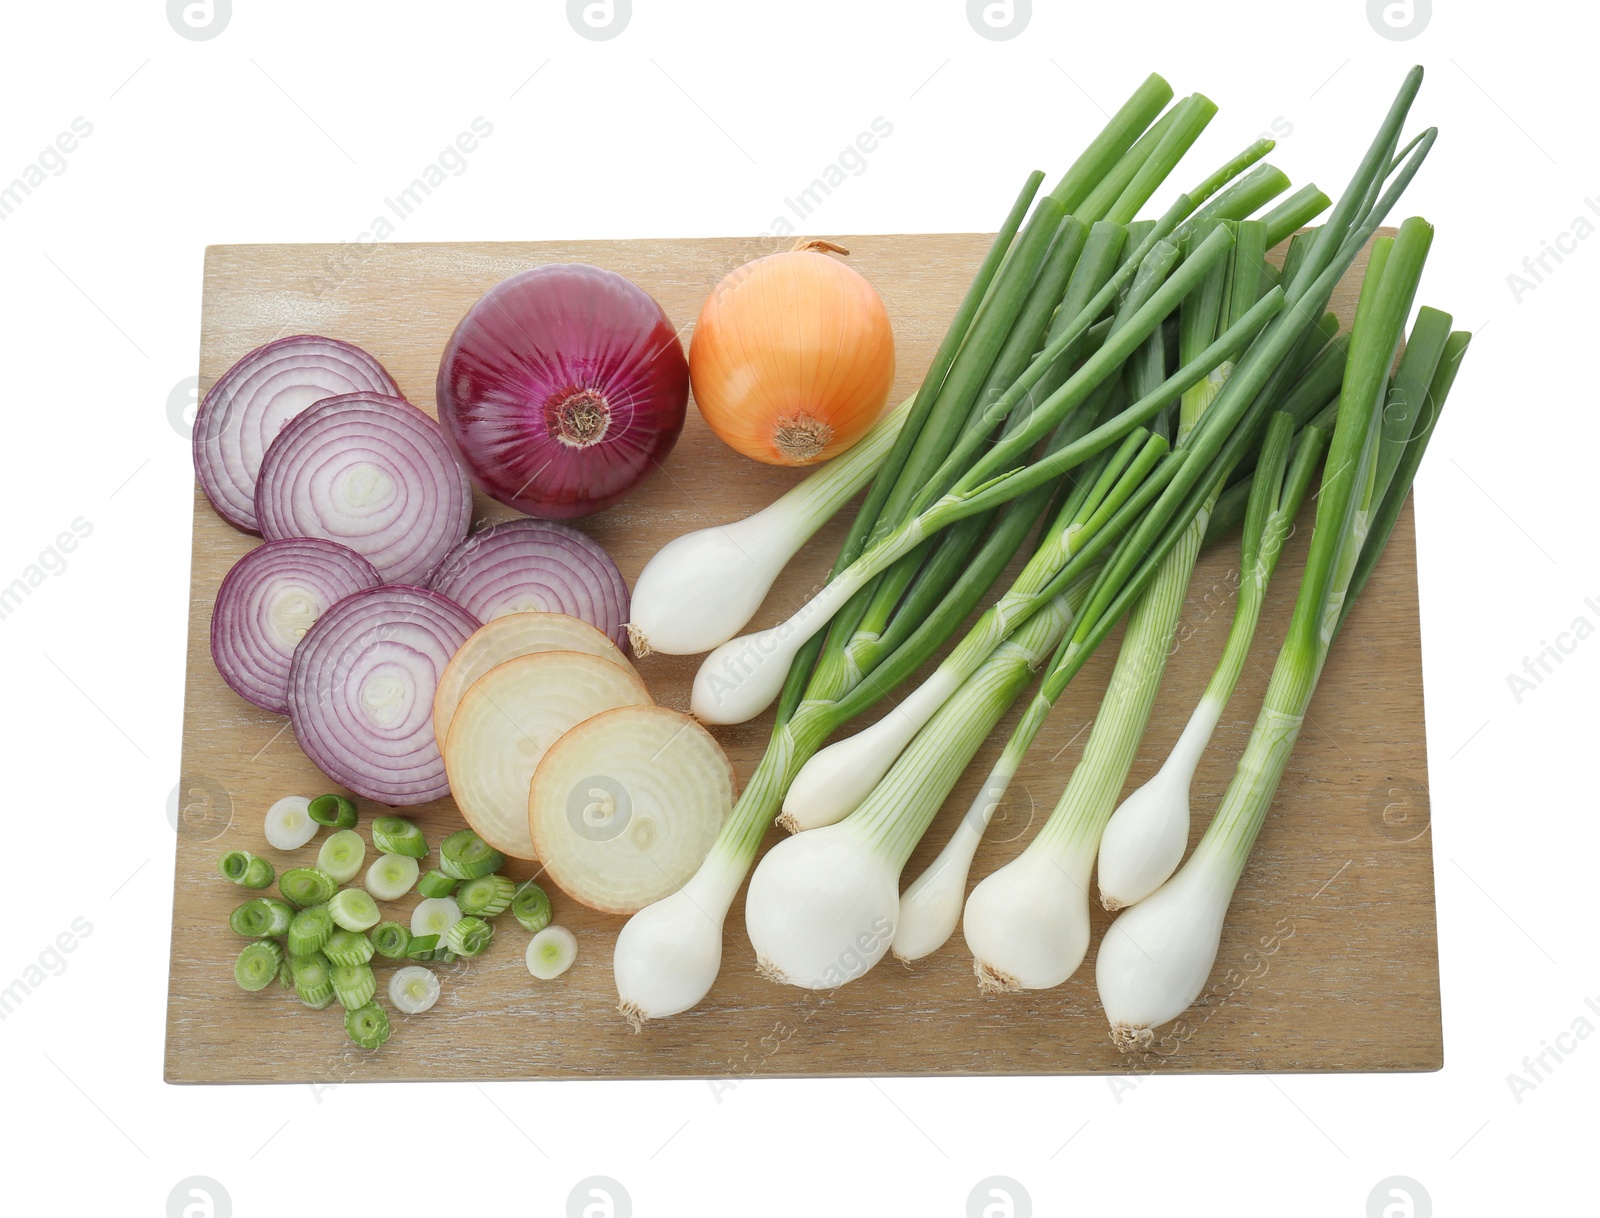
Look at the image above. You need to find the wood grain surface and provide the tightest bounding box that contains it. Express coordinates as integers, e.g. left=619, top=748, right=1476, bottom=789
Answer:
left=166, top=232, right=1441, bottom=1083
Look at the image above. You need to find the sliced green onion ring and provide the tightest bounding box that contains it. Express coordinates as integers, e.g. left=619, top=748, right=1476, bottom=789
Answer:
left=264, top=795, right=318, bottom=850
left=317, top=829, right=366, bottom=884
left=388, top=965, right=441, bottom=1014
left=411, top=897, right=463, bottom=943
left=510, top=882, right=552, bottom=933
left=439, top=829, right=504, bottom=881
left=286, top=904, right=334, bottom=957
left=345, top=1001, right=391, bottom=1049
left=371, top=816, right=427, bottom=858
left=525, top=925, right=577, bottom=979
left=455, top=874, right=514, bottom=918
left=417, top=869, right=458, bottom=899
left=279, top=867, right=338, bottom=908
left=291, top=951, right=334, bottom=1008
left=234, top=940, right=283, bottom=991
left=330, top=962, right=376, bottom=1009
left=370, top=921, right=413, bottom=959
left=405, top=933, right=440, bottom=960
left=445, top=915, right=493, bottom=957
left=307, top=793, right=359, bottom=829
left=328, top=888, right=381, bottom=932
left=365, top=853, right=420, bottom=901
left=229, top=897, right=294, bottom=938
left=324, top=928, right=375, bottom=966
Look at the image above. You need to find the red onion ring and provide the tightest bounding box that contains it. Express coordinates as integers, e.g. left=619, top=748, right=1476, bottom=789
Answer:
left=193, top=335, right=399, bottom=533
left=288, top=585, right=479, bottom=805
left=255, top=392, right=473, bottom=585
left=211, top=538, right=382, bottom=714
left=427, top=519, right=631, bottom=650
left=436, top=263, right=689, bottom=519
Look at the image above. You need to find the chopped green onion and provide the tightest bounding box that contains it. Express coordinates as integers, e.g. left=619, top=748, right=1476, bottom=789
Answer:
left=344, top=1001, right=391, bottom=1049
left=324, top=928, right=375, bottom=967
left=286, top=904, right=334, bottom=957
left=510, top=882, right=552, bottom=933
left=278, top=867, right=337, bottom=908
left=417, top=869, right=458, bottom=899
left=411, top=897, right=463, bottom=943
left=328, top=888, right=380, bottom=932
left=405, top=933, right=440, bottom=960
left=330, top=962, right=377, bottom=1009
left=291, top=951, right=334, bottom=1008
left=307, top=793, right=358, bottom=828
left=234, top=940, right=283, bottom=991
left=365, top=853, right=420, bottom=901
left=445, top=916, right=493, bottom=957
left=217, top=850, right=273, bottom=888
left=277, top=955, right=295, bottom=990
left=264, top=795, right=318, bottom=850
left=438, top=829, right=504, bottom=880
left=371, top=816, right=427, bottom=858
left=455, top=874, right=514, bottom=918
left=370, top=922, right=413, bottom=959
left=388, top=965, right=441, bottom=1015
left=229, top=896, right=294, bottom=938
left=316, top=829, right=366, bottom=884
left=526, top=925, right=577, bottom=980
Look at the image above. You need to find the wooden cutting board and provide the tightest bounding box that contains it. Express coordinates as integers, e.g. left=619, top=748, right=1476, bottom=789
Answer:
left=165, top=232, right=1441, bottom=1083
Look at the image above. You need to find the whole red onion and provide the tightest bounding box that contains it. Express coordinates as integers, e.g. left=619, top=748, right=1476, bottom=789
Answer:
left=436, top=264, right=689, bottom=519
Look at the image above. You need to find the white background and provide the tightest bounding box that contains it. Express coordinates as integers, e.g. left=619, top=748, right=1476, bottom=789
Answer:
left=1, top=1, right=1593, bottom=1214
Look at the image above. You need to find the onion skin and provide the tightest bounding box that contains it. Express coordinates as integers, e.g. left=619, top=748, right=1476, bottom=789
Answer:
left=194, top=335, right=399, bottom=533
left=689, top=243, right=895, bottom=466
left=436, top=264, right=689, bottom=519
left=210, top=538, right=382, bottom=714
left=287, top=584, right=479, bottom=805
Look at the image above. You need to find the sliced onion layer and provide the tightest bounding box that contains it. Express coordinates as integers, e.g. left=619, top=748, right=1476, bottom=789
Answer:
left=432, top=612, right=634, bottom=747
left=194, top=335, right=399, bottom=533
left=529, top=705, right=734, bottom=915
left=443, top=651, right=650, bottom=859
left=288, top=585, right=479, bottom=805
left=211, top=538, right=382, bottom=713
left=427, top=519, right=630, bottom=649
left=256, top=392, right=472, bottom=585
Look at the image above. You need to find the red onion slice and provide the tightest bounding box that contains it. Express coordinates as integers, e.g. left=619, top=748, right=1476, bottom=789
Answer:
left=436, top=263, right=689, bottom=519
left=288, top=585, right=479, bottom=805
left=211, top=538, right=382, bottom=714
left=194, top=335, right=399, bottom=532
left=255, top=392, right=473, bottom=585
left=427, top=520, right=630, bottom=651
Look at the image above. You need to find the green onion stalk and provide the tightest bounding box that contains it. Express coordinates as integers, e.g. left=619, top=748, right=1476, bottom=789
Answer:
left=1097, top=220, right=1469, bottom=1048
left=960, top=68, right=1439, bottom=993
left=613, top=77, right=1266, bottom=1026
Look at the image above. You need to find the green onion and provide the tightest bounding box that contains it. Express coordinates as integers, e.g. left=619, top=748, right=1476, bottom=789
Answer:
left=234, top=940, right=283, bottom=991
left=371, top=816, right=426, bottom=858
left=1096, top=216, right=1464, bottom=1048
left=229, top=897, right=294, bottom=939
left=291, top=951, right=334, bottom=1008
left=286, top=904, right=334, bottom=957
left=316, top=829, right=366, bottom=885
left=405, top=933, right=441, bottom=960
left=277, top=955, right=295, bottom=990
left=324, top=928, right=376, bottom=967
left=307, top=793, right=358, bottom=829
left=328, top=888, right=380, bottom=932
left=364, top=853, right=419, bottom=901
left=389, top=965, right=441, bottom=1015
left=438, top=829, right=504, bottom=880
left=330, top=962, right=376, bottom=1009
left=455, top=874, right=515, bottom=917
left=445, top=916, right=493, bottom=957
left=278, top=867, right=337, bottom=908
left=344, top=1001, right=391, bottom=1049
left=417, top=869, right=458, bottom=899
left=217, top=850, right=273, bottom=889
left=510, top=882, right=552, bottom=933
left=369, top=921, right=413, bottom=959
left=526, top=925, right=577, bottom=979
